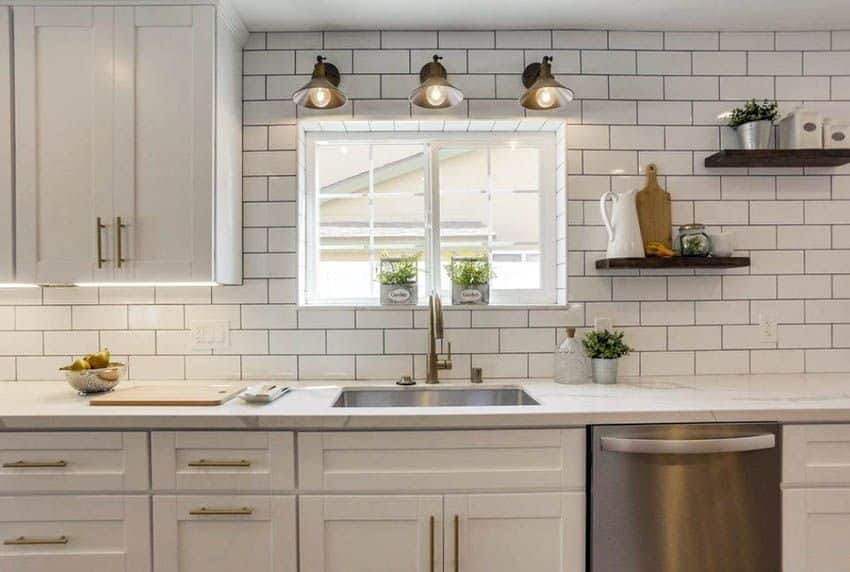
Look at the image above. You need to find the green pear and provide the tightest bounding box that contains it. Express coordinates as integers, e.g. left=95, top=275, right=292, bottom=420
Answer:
left=69, top=358, right=91, bottom=371
left=87, top=348, right=110, bottom=369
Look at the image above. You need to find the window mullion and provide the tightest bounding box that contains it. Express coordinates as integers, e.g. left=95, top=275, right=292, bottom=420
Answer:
left=368, top=144, right=376, bottom=299
left=427, top=143, right=441, bottom=298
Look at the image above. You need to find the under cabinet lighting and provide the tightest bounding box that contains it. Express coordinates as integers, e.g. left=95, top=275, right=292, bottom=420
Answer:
left=74, top=282, right=218, bottom=288
left=519, top=56, right=574, bottom=111
left=409, top=55, right=464, bottom=109
left=292, top=56, right=347, bottom=110
left=0, top=283, right=38, bottom=288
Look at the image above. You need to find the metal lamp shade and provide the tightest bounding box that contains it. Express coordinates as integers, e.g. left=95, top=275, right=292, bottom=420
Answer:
left=519, top=59, right=574, bottom=111
left=409, top=56, right=464, bottom=109
left=292, top=58, right=347, bottom=110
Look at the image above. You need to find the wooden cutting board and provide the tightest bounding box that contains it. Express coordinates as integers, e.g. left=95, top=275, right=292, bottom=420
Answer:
left=635, top=163, right=672, bottom=251
left=90, top=384, right=244, bottom=406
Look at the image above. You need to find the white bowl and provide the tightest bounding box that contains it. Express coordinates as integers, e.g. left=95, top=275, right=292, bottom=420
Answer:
left=62, top=363, right=126, bottom=395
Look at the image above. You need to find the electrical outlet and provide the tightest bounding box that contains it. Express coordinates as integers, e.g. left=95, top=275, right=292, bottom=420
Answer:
left=758, top=313, right=778, bottom=346
left=190, top=320, right=230, bottom=351
left=594, top=317, right=613, bottom=331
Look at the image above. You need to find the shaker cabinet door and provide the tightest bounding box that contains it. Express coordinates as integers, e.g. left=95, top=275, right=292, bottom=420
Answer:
left=783, top=488, right=850, bottom=572
left=0, top=8, right=12, bottom=282
left=444, top=493, right=585, bottom=572
left=153, top=495, right=296, bottom=572
left=14, top=6, right=116, bottom=284
left=113, top=5, right=215, bottom=282
left=299, top=495, right=443, bottom=572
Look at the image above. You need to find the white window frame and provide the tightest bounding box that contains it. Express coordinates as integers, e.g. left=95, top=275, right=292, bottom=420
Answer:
left=303, top=132, right=557, bottom=306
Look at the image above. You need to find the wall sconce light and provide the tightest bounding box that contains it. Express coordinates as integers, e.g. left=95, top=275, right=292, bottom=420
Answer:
left=409, top=55, right=464, bottom=109
left=292, top=56, right=347, bottom=109
left=519, top=56, right=574, bottom=111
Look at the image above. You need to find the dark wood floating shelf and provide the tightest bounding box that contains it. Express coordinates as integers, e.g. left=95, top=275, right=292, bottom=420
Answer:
left=704, top=149, right=850, bottom=168
left=596, top=256, right=751, bottom=270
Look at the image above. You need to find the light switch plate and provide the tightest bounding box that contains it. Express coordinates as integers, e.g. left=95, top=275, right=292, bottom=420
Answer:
left=189, top=320, right=231, bottom=351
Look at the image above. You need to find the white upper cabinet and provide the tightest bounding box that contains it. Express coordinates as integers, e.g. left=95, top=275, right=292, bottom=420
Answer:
left=0, top=8, right=13, bottom=282
left=14, top=6, right=116, bottom=284
left=13, top=3, right=243, bottom=285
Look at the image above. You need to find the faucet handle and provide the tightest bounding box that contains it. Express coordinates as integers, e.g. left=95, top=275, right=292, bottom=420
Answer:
left=444, top=341, right=451, bottom=359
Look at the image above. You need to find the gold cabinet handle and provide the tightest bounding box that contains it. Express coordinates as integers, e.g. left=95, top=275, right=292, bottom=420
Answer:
left=96, top=217, right=107, bottom=268
left=429, top=515, right=435, bottom=572
left=2, top=460, right=67, bottom=468
left=189, top=507, right=253, bottom=516
left=115, top=216, right=127, bottom=268
left=454, top=514, right=460, bottom=572
left=4, top=535, right=68, bottom=546
left=187, top=459, right=251, bottom=468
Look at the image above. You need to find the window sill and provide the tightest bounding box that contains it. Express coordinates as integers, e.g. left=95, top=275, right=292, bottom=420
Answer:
left=298, top=303, right=578, bottom=311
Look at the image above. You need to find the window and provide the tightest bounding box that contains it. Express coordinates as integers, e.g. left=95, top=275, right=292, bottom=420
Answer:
left=304, top=133, right=557, bottom=305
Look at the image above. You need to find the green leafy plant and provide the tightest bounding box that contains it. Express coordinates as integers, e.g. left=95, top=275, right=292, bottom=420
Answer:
left=582, top=329, right=632, bottom=360
left=377, top=255, right=419, bottom=285
left=445, top=258, right=492, bottom=288
left=728, top=99, right=779, bottom=129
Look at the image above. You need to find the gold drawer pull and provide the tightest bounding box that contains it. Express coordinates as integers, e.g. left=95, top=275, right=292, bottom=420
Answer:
left=2, top=460, right=67, bottom=468
left=189, top=507, right=254, bottom=516
left=187, top=459, right=251, bottom=468
left=4, top=536, right=69, bottom=546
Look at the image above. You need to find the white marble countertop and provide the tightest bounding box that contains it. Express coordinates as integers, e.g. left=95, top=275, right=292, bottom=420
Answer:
left=2, top=374, right=850, bottom=430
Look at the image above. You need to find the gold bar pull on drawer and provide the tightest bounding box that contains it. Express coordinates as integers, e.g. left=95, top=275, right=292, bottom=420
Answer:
left=4, top=536, right=69, bottom=546
left=2, top=460, right=67, bottom=468
left=187, top=459, right=251, bottom=468
left=189, top=507, right=254, bottom=516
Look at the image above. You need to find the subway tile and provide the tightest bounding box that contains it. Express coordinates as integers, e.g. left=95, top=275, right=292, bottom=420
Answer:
left=44, top=331, right=98, bottom=355
left=664, top=32, right=718, bottom=50
left=268, top=177, right=297, bottom=201
left=16, top=356, right=64, bottom=381
left=833, top=31, right=850, bottom=50
left=777, top=226, right=831, bottom=250
left=99, top=331, right=156, bottom=355
left=438, top=31, right=494, bottom=48
left=695, top=350, right=750, bottom=374
left=641, top=351, right=695, bottom=375
left=750, top=201, right=804, bottom=224
left=325, top=31, right=379, bottom=48
left=583, top=150, right=637, bottom=175
left=721, top=176, right=775, bottom=200
left=748, top=52, right=802, bottom=76
left=776, top=31, right=831, bottom=50
left=185, top=305, right=240, bottom=330
left=778, top=176, right=831, bottom=200
left=529, top=307, right=585, bottom=327
left=665, top=126, right=719, bottom=150
left=295, top=50, right=353, bottom=74
left=612, top=277, right=667, bottom=300
left=695, top=301, right=750, bottom=324
left=567, top=125, right=610, bottom=149
left=496, top=30, right=551, bottom=48
left=751, top=300, right=805, bottom=324
left=583, top=50, right=636, bottom=75
left=834, top=226, right=850, bottom=248
left=155, top=287, right=211, bottom=305
left=806, top=201, right=850, bottom=224
left=243, top=101, right=296, bottom=126
left=750, top=350, right=804, bottom=373
left=471, top=310, right=528, bottom=328
left=468, top=50, right=524, bottom=74
left=750, top=250, right=804, bottom=274
left=692, top=52, right=745, bottom=76
left=269, top=330, right=325, bottom=355
left=638, top=151, right=693, bottom=175
left=444, top=328, right=500, bottom=353
left=355, top=310, right=412, bottom=329
left=356, top=355, right=412, bottom=380
left=723, top=276, right=777, bottom=299
left=669, top=326, right=722, bottom=350
left=778, top=275, right=832, bottom=299
left=243, top=77, right=265, bottom=101
left=609, top=76, right=664, bottom=100
left=243, top=51, right=294, bottom=75
left=609, top=31, right=663, bottom=50
left=568, top=276, right=612, bottom=301
left=298, top=308, right=355, bottom=329
left=98, top=287, right=155, bottom=305
left=186, top=356, right=240, bottom=380
left=128, top=356, right=184, bottom=380
left=213, top=281, right=268, bottom=305
left=581, top=101, right=636, bottom=124
left=129, top=306, right=184, bottom=330
left=242, top=355, right=298, bottom=380
left=384, top=329, right=427, bottom=354
left=610, top=126, right=665, bottom=150
left=0, top=332, right=42, bottom=356
left=243, top=151, right=297, bottom=176
left=776, top=76, right=831, bottom=100
left=242, top=305, right=298, bottom=329
left=778, top=325, right=831, bottom=349
left=299, top=355, right=355, bottom=380
left=244, top=202, right=296, bottom=227
left=665, top=77, right=719, bottom=100
left=0, top=288, right=42, bottom=306
left=73, top=305, right=126, bottom=330
left=723, top=226, right=776, bottom=250
left=267, top=31, right=322, bottom=49
left=636, top=52, right=691, bottom=75
left=382, top=31, right=437, bottom=48
left=723, top=325, right=774, bottom=349
left=499, top=328, right=555, bottom=353
left=560, top=75, right=609, bottom=99
left=805, top=349, right=850, bottom=373
left=15, top=307, right=70, bottom=330
left=156, top=331, right=195, bottom=355
left=695, top=200, right=749, bottom=224
left=326, top=329, right=383, bottom=354
left=719, top=32, right=774, bottom=51
left=553, top=30, right=607, bottom=49
left=524, top=50, right=581, bottom=73
left=637, top=101, right=692, bottom=125
left=835, top=324, right=850, bottom=347
left=641, top=301, right=694, bottom=325
left=619, top=326, right=667, bottom=351
left=719, top=76, right=774, bottom=100
left=804, top=52, right=850, bottom=75
left=243, top=32, right=266, bottom=51
left=668, top=276, right=722, bottom=300
left=471, top=354, right=529, bottom=378
left=806, top=300, right=850, bottom=323
left=585, top=302, right=641, bottom=326
left=666, top=177, right=720, bottom=200
left=807, top=250, right=850, bottom=274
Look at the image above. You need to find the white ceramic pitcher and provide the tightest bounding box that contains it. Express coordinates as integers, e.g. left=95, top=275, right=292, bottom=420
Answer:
left=600, top=189, right=645, bottom=259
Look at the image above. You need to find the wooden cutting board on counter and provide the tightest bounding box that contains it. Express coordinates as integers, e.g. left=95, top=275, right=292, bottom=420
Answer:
left=635, top=163, right=672, bottom=250
left=90, top=384, right=244, bottom=406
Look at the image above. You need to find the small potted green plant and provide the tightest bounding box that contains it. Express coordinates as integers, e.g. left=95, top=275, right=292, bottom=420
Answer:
left=582, top=329, right=631, bottom=384
left=377, top=254, right=419, bottom=305
left=446, top=256, right=492, bottom=305
left=728, top=99, right=779, bottom=150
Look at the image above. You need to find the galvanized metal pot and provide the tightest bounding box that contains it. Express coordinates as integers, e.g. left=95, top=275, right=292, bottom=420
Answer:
left=380, top=283, right=417, bottom=305
left=591, top=358, right=619, bottom=385
left=452, top=283, right=489, bottom=305
left=736, top=120, right=773, bottom=150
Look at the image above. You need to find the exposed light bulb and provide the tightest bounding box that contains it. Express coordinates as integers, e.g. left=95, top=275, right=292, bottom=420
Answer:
left=425, top=85, right=447, bottom=107
left=535, top=88, right=555, bottom=108
left=310, top=87, right=331, bottom=108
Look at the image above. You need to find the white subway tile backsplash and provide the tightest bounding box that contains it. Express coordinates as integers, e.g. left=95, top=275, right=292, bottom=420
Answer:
left=439, top=31, right=494, bottom=48
left=73, top=306, right=127, bottom=330
left=609, top=31, right=663, bottom=50
left=471, top=354, right=529, bottom=378
left=723, top=276, right=777, bottom=299
left=720, top=76, right=774, bottom=100
left=582, top=51, right=636, bottom=75
left=553, top=30, right=607, bottom=49
left=719, top=32, right=774, bottom=51
left=665, top=77, right=719, bottom=100
left=100, top=331, right=156, bottom=355
left=468, top=50, right=524, bottom=74
left=641, top=351, right=695, bottom=375
left=664, top=32, right=718, bottom=50
left=641, top=301, right=694, bottom=325
left=638, top=101, right=692, bottom=125
left=267, top=32, right=321, bottom=49
left=186, top=356, right=241, bottom=379
left=692, top=52, right=746, bottom=76
left=695, top=350, right=750, bottom=374
left=751, top=349, right=805, bottom=373
left=382, top=31, right=437, bottom=49
left=609, top=76, right=664, bottom=100
left=15, top=307, right=70, bottom=331
left=776, top=31, right=831, bottom=50
left=776, top=76, right=831, bottom=100
left=805, top=52, right=850, bottom=75
left=748, top=52, right=802, bottom=76
left=44, top=331, right=99, bottom=356
left=356, top=355, right=412, bottom=379
left=128, top=356, right=184, bottom=380
left=129, top=306, right=184, bottom=330
left=326, top=329, right=383, bottom=354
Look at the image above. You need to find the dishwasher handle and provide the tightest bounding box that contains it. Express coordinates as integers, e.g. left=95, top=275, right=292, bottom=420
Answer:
left=600, top=433, right=775, bottom=455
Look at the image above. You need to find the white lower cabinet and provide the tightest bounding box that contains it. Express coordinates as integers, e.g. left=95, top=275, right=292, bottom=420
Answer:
left=783, top=488, right=850, bottom=572
left=152, top=495, right=296, bottom=572
left=299, top=493, right=585, bottom=572
left=0, top=495, right=150, bottom=572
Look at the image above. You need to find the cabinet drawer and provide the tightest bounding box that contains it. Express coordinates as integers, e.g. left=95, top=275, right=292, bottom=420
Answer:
left=0, top=432, right=148, bottom=492
left=152, top=431, right=294, bottom=491
left=784, top=425, right=850, bottom=485
left=298, top=429, right=585, bottom=492
left=153, top=494, right=296, bottom=572
left=0, top=495, right=150, bottom=572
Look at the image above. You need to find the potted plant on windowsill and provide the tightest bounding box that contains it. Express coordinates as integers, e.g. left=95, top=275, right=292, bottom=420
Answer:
left=446, top=257, right=492, bottom=305
left=728, top=99, right=779, bottom=150
left=377, top=254, right=419, bottom=305
left=582, top=329, right=631, bottom=385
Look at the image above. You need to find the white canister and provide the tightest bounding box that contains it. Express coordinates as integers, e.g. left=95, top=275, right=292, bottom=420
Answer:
left=824, top=120, right=850, bottom=149
left=709, top=232, right=735, bottom=257
left=779, top=108, right=822, bottom=149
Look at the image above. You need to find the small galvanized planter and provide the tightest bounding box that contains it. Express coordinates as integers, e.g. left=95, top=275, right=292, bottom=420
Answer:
left=378, top=257, right=418, bottom=306
left=452, top=282, right=489, bottom=305
left=591, top=358, right=619, bottom=384
left=736, top=119, right=773, bottom=150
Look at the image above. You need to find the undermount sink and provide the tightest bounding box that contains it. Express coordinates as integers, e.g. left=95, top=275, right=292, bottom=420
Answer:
left=331, top=386, right=540, bottom=408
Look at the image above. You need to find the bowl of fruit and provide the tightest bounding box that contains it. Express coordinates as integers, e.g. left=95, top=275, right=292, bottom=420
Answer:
left=60, top=349, right=126, bottom=395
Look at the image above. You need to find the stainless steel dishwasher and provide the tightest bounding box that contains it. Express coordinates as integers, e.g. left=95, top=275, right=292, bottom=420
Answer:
left=590, top=423, right=780, bottom=572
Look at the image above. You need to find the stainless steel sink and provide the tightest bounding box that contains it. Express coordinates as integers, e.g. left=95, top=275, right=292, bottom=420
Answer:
left=331, top=386, right=539, bottom=408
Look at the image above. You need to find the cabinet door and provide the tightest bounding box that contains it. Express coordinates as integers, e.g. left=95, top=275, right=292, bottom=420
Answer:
left=153, top=495, right=296, bottom=572
left=0, top=495, right=150, bottom=572
left=0, top=8, right=12, bottom=282
left=300, top=495, right=443, bottom=572
left=784, top=488, right=850, bottom=572
left=14, top=6, right=115, bottom=284
left=445, top=493, right=584, bottom=572
left=114, top=5, right=214, bottom=282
